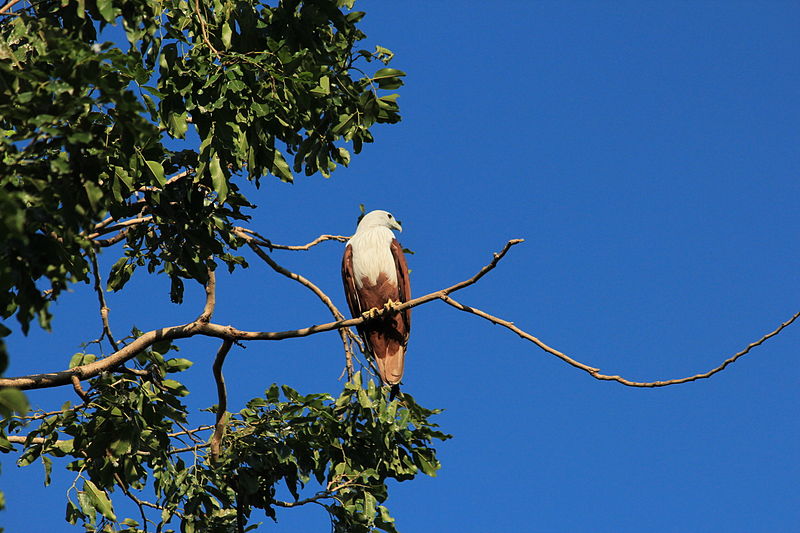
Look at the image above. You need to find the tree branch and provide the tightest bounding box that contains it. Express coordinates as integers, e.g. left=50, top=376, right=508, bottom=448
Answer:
left=89, top=251, right=118, bottom=351
left=86, top=216, right=152, bottom=240
left=439, top=295, right=800, bottom=387
left=70, top=374, right=90, bottom=403
left=0, top=0, right=22, bottom=15
left=196, top=269, right=216, bottom=323
left=210, top=339, right=233, bottom=462
left=2, top=239, right=796, bottom=392
left=235, top=228, right=357, bottom=377
left=235, top=227, right=348, bottom=250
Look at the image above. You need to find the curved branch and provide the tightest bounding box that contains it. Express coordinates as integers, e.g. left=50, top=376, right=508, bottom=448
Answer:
left=1, top=238, right=796, bottom=392
left=235, top=228, right=358, bottom=377
left=196, top=269, right=217, bottom=323
left=0, top=240, right=523, bottom=390
left=210, top=339, right=233, bottom=462
left=440, top=295, right=800, bottom=387
left=89, top=252, right=118, bottom=351
left=234, top=227, right=349, bottom=250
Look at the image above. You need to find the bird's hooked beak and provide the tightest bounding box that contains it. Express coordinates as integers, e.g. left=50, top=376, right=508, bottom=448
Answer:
left=390, top=219, right=402, bottom=232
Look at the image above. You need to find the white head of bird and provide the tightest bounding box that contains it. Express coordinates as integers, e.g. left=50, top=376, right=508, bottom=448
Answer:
left=356, top=210, right=402, bottom=233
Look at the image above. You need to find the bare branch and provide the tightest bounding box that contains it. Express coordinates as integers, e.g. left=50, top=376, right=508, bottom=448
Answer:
left=136, top=168, right=193, bottom=193
left=235, top=228, right=357, bottom=377
left=89, top=252, right=118, bottom=351
left=115, top=472, right=164, bottom=515
left=70, top=374, right=90, bottom=403
left=196, top=269, right=217, bottom=323
left=7, top=435, right=50, bottom=445
left=210, top=339, right=233, bottom=462
left=1, top=239, right=795, bottom=392
left=86, top=216, right=152, bottom=241
left=440, top=295, right=800, bottom=387
left=194, top=0, right=221, bottom=57
left=168, top=425, right=214, bottom=439
left=94, top=230, right=133, bottom=247
left=235, top=227, right=349, bottom=250
left=0, top=0, right=22, bottom=14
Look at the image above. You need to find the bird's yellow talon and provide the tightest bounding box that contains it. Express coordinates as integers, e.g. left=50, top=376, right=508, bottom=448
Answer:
left=361, top=307, right=381, bottom=320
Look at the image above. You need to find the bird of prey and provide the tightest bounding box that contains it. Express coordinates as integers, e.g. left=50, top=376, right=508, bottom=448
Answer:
left=342, top=210, right=411, bottom=394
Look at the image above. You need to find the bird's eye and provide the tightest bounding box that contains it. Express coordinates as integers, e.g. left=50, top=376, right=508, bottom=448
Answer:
left=388, top=214, right=393, bottom=219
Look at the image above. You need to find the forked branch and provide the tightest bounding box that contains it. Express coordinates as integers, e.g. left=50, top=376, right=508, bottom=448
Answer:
left=1, top=238, right=796, bottom=392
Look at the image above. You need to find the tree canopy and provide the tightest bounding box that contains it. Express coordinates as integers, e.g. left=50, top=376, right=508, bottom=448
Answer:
left=0, top=1, right=442, bottom=531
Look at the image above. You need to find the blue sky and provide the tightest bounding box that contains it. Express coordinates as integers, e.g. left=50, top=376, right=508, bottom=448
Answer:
left=4, top=2, right=800, bottom=531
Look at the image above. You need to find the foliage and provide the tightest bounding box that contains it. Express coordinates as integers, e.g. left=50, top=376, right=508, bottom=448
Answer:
left=0, top=0, right=405, bottom=335
left=0, top=1, right=445, bottom=531
left=1, top=342, right=449, bottom=531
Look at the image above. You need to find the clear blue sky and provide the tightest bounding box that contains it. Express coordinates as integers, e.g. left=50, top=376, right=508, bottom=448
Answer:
left=4, top=2, right=800, bottom=531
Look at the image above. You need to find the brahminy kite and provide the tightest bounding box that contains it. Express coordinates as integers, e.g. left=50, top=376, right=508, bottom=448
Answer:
left=342, top=210, right=411, bottom=393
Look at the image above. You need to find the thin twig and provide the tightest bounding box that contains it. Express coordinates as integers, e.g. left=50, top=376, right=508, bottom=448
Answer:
left=169, top=443, right=210, bottom=455
left=86, top=216, right=152, bottom=240
left=94, top=229, right=132, bottom=247
left=194, top=0, right=221, bottom=56
left=89, top=252, right=118, bottom=351
left=235, top=228, right=357, bottom=377
left=167, top=425, right=214, bottom=438
left=196, top=269, right=216, bottom=323
left=440, top=296, right=800, bottom=387
left=235, top=227, right=349, bottom=250
left=114, top=472, right=155, bottom=531
left=210, top=339, right=233, bottom=462
left=0, top=0, right=22, bottom=14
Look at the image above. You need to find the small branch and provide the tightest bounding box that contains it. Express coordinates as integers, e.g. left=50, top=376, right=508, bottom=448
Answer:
left=194, top=0, right=221, bottom=56
left=235, top=227, right=349, bottom=250
left=136, top=168, right=193, bottom=193
left=196, top=269, right=216, bottom=323
left=440, top=295, right=800, bottom=387
left=86, top=216, right=152, bottom=240
left=70, top=374, right=90, bottom=403
left=235, top=228, right=356, bottom=376
left=94, top=229, right=132, bottom=247
left=168, top=425, right=214, bottom=439
left=89, top=252, right=118, bottom=351
left=169, top=443, right=210, bottom=455
left=7, top=435, right=54, bottom=445
left=0, top=0, right=22, bottom=15
left=210, top=339, right=233, bottom=462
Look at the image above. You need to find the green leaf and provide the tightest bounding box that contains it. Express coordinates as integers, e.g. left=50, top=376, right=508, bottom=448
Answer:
left=96, top=0, right=114, bottom=22
left=310, top=75, right=330, bottom=96
left=221, top=22, right=233, bottom=48
left=42, top=456, right=52, bottom=486
left=69, top=352, right=96, bottom=368
left=83, top=182, right=103, bottom=211
left=162, top=379, right=190, bottom=396
left=210, top=153, right=228, bottom=203
left=373, top=68, right=406, bottom=89
left=167, top=111, right=189, bottom=138
left=145, top=160, right=166, bottom=187
left=165, top=358, right=194, bottom=373
left=0, top=388, right=28, bottom=417
left=272, top=150, right=293, bottom=182
left=337, top=147, right=351, bottom=166
left=83, top=480, right=116, bottom=521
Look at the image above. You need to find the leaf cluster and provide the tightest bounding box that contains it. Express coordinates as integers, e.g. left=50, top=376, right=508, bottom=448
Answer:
left=0, top=0, right=405, bottom=334
left=2, top=347, right=448, bottom=532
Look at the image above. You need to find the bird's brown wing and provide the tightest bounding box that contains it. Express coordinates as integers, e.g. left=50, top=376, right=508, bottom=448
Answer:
left=390, top=238, right=411, bottom=338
